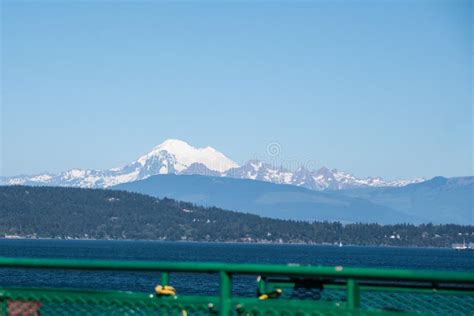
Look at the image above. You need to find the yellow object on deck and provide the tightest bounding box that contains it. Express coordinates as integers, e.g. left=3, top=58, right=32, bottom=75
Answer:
left=259, top=288, right=283, bottom=300
left=155, top=285, right=176, bottom=296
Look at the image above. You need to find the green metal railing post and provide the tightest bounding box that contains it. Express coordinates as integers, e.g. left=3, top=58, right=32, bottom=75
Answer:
left=219, top=271, right=232, bottom=315
left=161, top=272, right=169, bottom=286
left=159, top=272, right=170, bottom=316
left=257, top=275, right=266, bottom=295
left=0, top=292, right=7, bottom=316
left=347, top=278, right=360, bottom=309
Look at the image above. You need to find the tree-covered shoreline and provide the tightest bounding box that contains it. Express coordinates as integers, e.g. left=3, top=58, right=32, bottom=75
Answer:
left=1, top=186, right=472, bottom=247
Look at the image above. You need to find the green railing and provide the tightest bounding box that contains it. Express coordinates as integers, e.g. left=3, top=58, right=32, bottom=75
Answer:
left=0, top=257, right=473, bottom=315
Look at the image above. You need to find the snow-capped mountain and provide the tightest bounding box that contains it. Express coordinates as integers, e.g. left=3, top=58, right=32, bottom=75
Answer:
left=0, top=139, right=424, bottom=190
left=223, top=162, right=424, bottom=190
left=1, top=140, right=238, bottom=188
left=136, top=139, right=238, bottom=173
left=225, top=160, right=293, bottom=185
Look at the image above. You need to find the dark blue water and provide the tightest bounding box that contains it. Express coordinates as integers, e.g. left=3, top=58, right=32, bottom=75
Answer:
left=0, top=239, right=472, bottom=295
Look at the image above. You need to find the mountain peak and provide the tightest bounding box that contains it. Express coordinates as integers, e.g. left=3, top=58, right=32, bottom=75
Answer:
left=138, top=139, right=238, bottom=173
left=316, top=167, right=332, bottom=176
left=153, top=139, right=224, bottom=155
left=153, top=139, right=193, bottom=151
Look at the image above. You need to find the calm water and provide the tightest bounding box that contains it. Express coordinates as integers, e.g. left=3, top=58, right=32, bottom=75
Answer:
left=0, top=239, right=473, bottom=295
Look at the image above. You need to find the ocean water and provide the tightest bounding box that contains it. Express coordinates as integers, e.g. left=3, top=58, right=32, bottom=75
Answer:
left=0, top=239, right=472, bottom=295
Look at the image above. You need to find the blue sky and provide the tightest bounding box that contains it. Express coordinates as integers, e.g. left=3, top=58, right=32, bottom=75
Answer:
left=1, top=0, right=472, bottom=179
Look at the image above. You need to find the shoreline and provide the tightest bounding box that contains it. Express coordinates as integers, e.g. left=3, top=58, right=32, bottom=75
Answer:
left=0, top=236, right=458, bottom=250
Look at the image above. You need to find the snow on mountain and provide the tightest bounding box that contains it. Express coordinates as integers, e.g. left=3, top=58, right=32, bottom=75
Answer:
left=1, top=139, right=238, bottom=188
left=0, top=139, right=424, bottom=190
left=179, top=163, right=222, bottom=177
left=224, top=160, right=293, bottom=184
left=223, top=163, right=423, bottom=190
left=137, top=139, right=238, bottom=173
left=330, top=169, right=424, bottom=189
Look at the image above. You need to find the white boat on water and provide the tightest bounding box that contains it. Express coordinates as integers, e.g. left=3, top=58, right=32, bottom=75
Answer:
left=452, top=241, right=474, bottom=251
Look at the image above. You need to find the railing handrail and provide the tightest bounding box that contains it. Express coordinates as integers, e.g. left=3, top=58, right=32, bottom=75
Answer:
left=0, top=257, right=473, bottom=283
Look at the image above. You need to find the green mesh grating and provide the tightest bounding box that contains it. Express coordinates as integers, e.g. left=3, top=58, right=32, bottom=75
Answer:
left=1, top=287, right=472, bottom=315
left=1, top=289, right=219, bottom=316
left=360, top=290, right=474, bottom=315
left=1, top=289, right=423, bottom=316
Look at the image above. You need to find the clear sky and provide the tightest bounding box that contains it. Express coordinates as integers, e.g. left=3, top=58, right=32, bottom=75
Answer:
left=1, top=0, right=472, bottom=179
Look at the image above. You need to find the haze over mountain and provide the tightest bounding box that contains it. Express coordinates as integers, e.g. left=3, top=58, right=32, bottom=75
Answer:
left=113, top=174, right=473, bottom=225
left=339, top=176, right=474, bottom=225
left=0, top=139, right=424, bottom=190
left=113, top=174, right=421, bottom=224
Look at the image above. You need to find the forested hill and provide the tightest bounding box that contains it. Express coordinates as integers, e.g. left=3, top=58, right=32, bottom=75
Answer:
left=0, top=186, right=472, bottom=247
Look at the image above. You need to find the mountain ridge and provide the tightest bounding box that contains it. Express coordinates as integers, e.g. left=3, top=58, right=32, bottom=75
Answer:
left=112, top=174, right=426, bottom=224
left=338, top=176, right=474, bottom=225
left=1, top=139, right=425, bottom=190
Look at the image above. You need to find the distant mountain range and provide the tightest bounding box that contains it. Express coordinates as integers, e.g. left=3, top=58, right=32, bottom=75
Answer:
left=0, top=139, right=424, bottom=190
left=113, top=174, right=473, bottom=225
left=2, top=139, right=470, bottom=225
left=340, top=176, right=474, bottom=225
